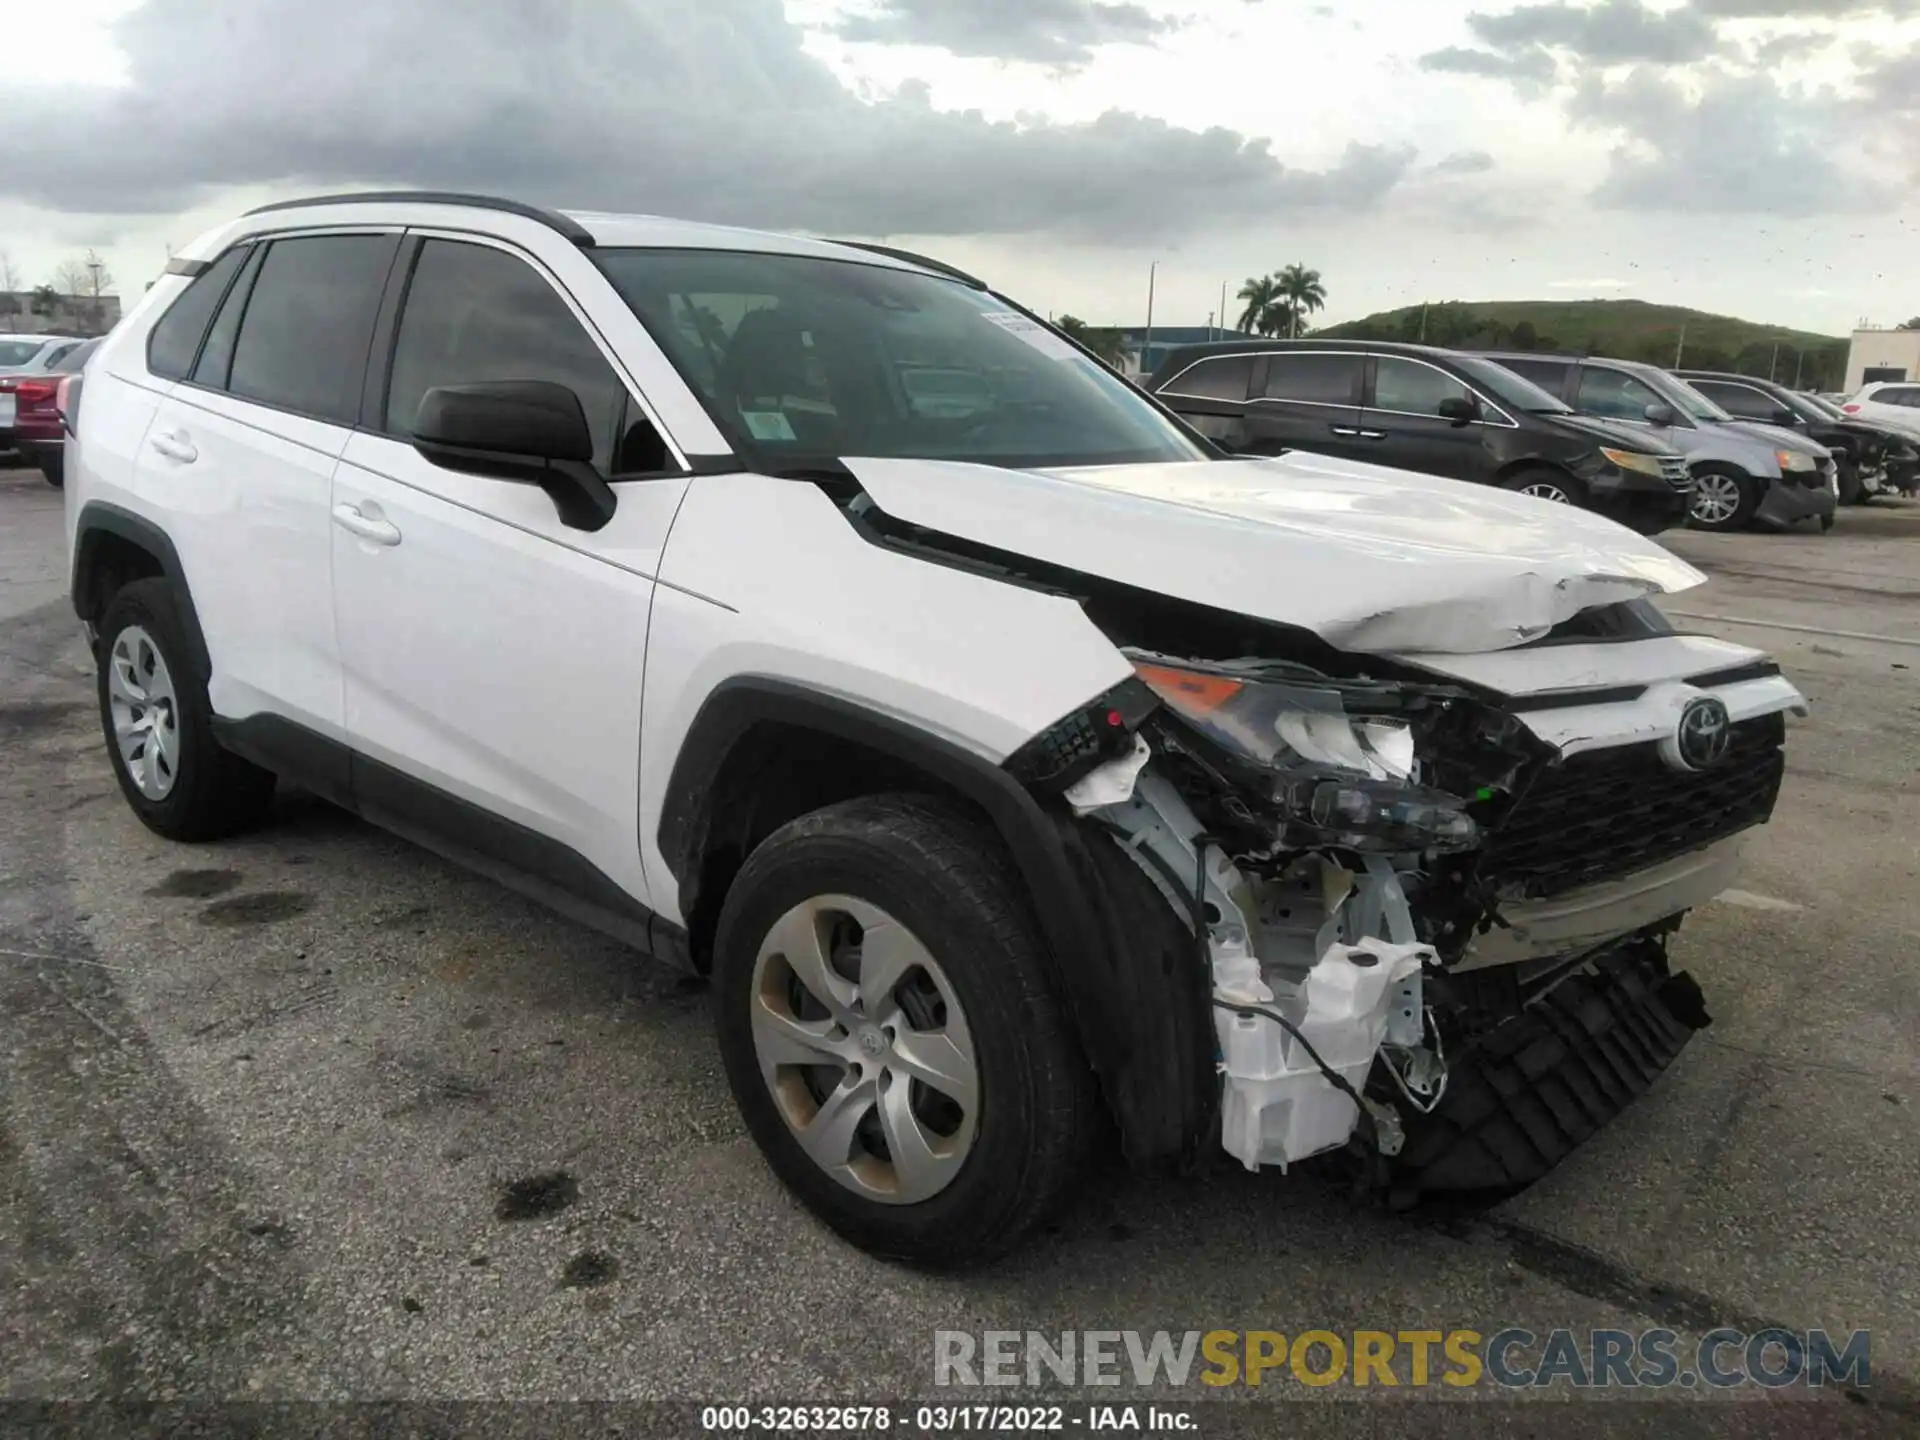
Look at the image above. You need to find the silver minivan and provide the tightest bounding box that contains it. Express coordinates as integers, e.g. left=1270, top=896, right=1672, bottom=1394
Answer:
left=1482, top=352, right=1838, bottom=532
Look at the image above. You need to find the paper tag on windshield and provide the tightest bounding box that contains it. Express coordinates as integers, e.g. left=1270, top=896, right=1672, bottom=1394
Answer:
left=740, top=410, right=797, bottom=441
left=980, top=311, right=1082, bottom=362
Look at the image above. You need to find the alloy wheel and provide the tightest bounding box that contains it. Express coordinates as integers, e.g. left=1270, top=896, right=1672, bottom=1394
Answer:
left=1519, top=480, right=1573, bottom=503
left=107, top=624, right=181, bottom=799
left=1690, top=472, right=1742, bottom=525
left=749, top=895, right=978, bottom=1204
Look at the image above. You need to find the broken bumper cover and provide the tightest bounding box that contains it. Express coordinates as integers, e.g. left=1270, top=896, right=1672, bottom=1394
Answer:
left=1393, top=937, right=1710, bottom=1198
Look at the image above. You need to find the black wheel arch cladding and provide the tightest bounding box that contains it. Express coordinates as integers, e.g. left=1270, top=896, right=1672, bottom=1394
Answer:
left=657, top=677, right=1216, bottom=1169
left=72, top=502, right=211, bottom=678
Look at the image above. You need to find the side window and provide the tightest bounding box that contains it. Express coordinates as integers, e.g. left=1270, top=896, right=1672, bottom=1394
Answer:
left=1886, top=386, right=1920, bottom=408
left=191, top=247, right=263, bottom=391
left=1262, top=353, right=1362, bottom=405
left=146, top=245, right=250, bottom=381
left=1164, top=355, right=1254, bottom=402
left=1372, top=357, right=1472, bottom=416
left=41, top=344, right=76, bottom=368
left=1694, top=381, right=1774, bottom=420
left=228, top=235, right=396, bottom=424
left=386, top=239, right=667, bottom=476
left=1577, top=367, right=1664, bottom=421
left=1497, top=357, right=1569, bottom=394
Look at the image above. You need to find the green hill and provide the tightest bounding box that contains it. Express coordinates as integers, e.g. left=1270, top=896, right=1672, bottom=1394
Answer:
left=1316, top=299, right=1848, bottom=388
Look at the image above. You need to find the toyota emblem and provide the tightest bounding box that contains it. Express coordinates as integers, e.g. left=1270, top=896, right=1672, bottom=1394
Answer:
left=1666, top=696, right=1733, bottom=772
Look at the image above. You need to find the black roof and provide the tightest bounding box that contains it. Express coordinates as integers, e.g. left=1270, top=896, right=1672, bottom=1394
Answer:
left=1156, top=337, right=1466, bottom=361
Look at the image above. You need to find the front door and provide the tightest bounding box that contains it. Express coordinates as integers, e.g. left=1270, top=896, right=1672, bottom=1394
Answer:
left=329, top=234, right=691, bottom=908
left=1360, top=355, right=1492, bottom=483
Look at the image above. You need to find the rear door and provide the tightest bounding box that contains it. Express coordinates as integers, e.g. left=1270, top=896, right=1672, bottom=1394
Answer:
left=135, top=230, right=399, bottom=737
left=1360, top=354, right=1497, bottom=483
left=1153, top=352, right=1257, bottom=450
left=1243, top=350, right=1366, bottom=459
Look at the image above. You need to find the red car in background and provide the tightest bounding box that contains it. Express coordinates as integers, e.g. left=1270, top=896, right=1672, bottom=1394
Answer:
left=1, top=337, right=96, bottom=487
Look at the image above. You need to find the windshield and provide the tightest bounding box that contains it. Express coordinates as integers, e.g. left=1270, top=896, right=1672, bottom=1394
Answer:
left=1453, top=354, right=1571, bottom=413
left=1799, top=392, right=1844, bottom=420
left=1653, top=371, right=1734, bottom=423
left=0, top=340, right=45, bottom=367
left=593, top=248, right=1208, bottom=470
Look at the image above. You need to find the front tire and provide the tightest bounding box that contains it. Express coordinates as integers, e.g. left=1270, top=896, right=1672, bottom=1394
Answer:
left=1687, top=465, right=1760, bottom=532
left=96, top=578, right=276, bottom=841
left=1501, top=466, right=1586, bottom=507
left=712, top=795, right=1098, bottom=1267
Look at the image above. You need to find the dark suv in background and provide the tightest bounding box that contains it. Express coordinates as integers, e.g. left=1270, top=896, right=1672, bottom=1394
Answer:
left=1676, top=370, right=1915, bottom=504
left=1146, top=340, right=1693, bottom=533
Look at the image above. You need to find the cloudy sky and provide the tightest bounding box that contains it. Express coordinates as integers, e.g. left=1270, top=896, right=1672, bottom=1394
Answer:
left=4, top=0, right=1917, bottom=336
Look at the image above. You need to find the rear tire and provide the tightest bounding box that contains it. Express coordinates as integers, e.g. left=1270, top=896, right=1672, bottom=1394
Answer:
left=1501, top=466, right=1586, bottom=507
left=712, top=794, right=1098, bottom=1267
left=41, top=456, right=64, bottom=488
left=1687, top=465, right=1759, bottom=532
left=96, top=578, right=276, bottom=841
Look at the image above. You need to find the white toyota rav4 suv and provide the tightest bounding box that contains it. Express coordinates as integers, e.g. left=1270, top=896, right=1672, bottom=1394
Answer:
left=64, top=193, right=1806, bottom=1265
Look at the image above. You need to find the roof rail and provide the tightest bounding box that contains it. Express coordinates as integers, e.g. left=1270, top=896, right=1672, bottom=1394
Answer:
left=243, top=191, right=595, bottom=247
left=832, top=240, right=987, bottom=289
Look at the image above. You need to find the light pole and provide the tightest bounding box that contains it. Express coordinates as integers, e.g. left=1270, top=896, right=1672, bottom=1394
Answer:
left=1142, top=261, right=1158, bottom=378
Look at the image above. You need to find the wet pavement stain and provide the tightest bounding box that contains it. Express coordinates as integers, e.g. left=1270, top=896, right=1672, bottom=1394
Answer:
left=495, top=1171, right=578, bottom=1222
left=197, top=892, right=313, bottom=926
left=147, top=868, right=243, bottom=900
left=560, top=1250, right=618, bottom=1289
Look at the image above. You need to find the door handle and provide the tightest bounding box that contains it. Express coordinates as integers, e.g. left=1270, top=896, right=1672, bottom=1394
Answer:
left=1358, top=430, right=1388, bottom=440
left=332, top=502, right=402, bottom=546
left=148, top=430, right=197, bottom=463
left=1328, top=425, right=1360, bottom=437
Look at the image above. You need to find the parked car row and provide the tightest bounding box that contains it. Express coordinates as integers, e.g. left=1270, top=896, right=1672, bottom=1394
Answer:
left=0, top=336, right=97, bottom=486
left=1146, top=337, right=1914, bottom=535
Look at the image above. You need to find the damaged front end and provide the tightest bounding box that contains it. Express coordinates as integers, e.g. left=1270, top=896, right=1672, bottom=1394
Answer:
left=1019, top=649, right=1767, bottom=1199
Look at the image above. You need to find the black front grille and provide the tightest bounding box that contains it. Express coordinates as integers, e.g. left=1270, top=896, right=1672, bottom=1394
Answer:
left=1478, top=712, right=1785, bottom=899
left=1659, top=457, right=1693, bottom=491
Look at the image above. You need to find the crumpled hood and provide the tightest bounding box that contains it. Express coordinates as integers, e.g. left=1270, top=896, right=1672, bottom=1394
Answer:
left=842, top=451, right=1705, bottom=655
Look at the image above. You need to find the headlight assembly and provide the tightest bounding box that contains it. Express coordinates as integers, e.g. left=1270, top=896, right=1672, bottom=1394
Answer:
left=1131, top=656, right=1480, bottom=854
left=1775, top=449, right=1816, bottom=473
left=1600, top=447, right=1667, bottom=477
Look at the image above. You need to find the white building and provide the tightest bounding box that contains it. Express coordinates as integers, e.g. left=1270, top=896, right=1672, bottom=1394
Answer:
left=1844, top=326, right=1920, bottom=391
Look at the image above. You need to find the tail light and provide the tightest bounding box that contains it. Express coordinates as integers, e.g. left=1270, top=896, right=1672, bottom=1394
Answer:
left=12, top=378, right=58, bottom=411
left=1842, top=404, right=1862, bottom=414
left=55, top=373, right=83, bottom=435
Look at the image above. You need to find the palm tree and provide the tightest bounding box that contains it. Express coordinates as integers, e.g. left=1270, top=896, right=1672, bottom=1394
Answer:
left=1235, top=275, right=1280, bottom=335
left=1055, top=314, right=1129, bottom=369
left=1274, top=264, right=1327, bottom=339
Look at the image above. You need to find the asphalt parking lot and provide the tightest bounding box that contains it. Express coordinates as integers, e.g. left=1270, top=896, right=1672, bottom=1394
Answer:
left=1, top=466, right=1916, bottom=1434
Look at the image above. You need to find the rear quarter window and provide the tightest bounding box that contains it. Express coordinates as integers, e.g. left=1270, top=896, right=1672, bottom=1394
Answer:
left=146, top=246, right=251, bottom=381
left=1161, top=354, right=1255, bottom=402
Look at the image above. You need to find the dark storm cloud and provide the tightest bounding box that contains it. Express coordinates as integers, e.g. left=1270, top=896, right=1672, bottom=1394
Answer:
left=0, top=0, right=1415, bottom=241
left=1466, top=0, right=1720, bottom=64
left=829, top=0, right=1176, bottom=66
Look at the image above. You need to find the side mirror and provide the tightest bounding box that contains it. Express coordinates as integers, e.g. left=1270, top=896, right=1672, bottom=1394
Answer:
left=1773, top=408, right=1804, bottom=427
left=1643, top=402, right=1676, bottom=427
left=411, top=380, right=616, bottom=532
left=1436, top=396, right=1478, bottom=426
